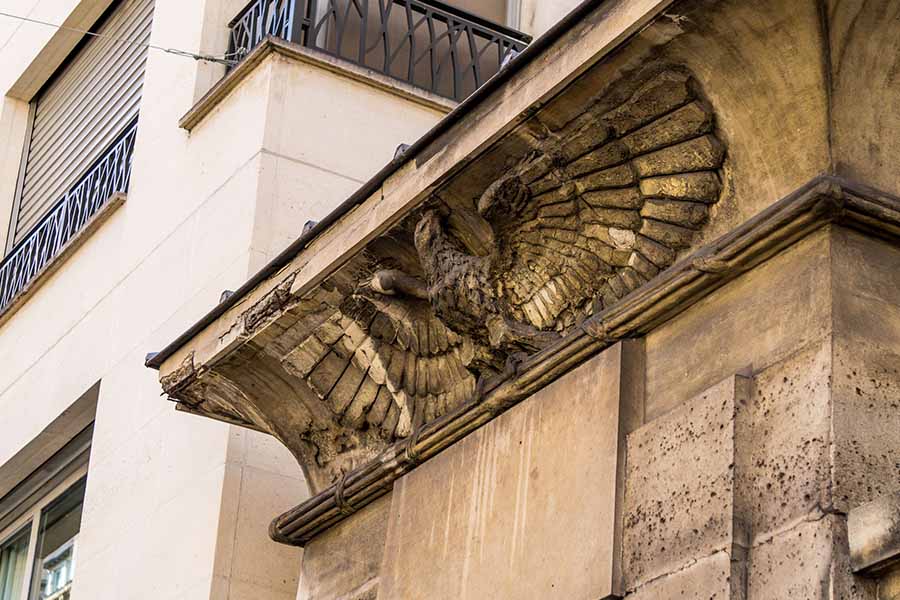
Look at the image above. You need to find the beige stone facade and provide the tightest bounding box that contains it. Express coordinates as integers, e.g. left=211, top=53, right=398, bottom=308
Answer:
left=2, top=0, right=899, bottom=600
left=152, top=0, right=900, bottom=598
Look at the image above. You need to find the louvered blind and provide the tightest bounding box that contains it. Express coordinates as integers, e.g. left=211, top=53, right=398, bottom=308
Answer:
left=14, top=0, right=154, bottom=243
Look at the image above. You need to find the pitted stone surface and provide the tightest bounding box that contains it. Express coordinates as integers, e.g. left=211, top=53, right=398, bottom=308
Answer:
left=746, top=341, right=833, bottom=537
left=624, top=376, right=746, bottom=590
left=625, top=551, right=737, bottom=600
left=832, top=230, right=900, bottom=511
left=748, top=516, right=875, bottom=600
left=833, top=342, right=900, bottom=511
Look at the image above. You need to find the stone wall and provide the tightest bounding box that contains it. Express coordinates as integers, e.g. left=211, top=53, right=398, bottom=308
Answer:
left=292, top=226, right=899, bottom=599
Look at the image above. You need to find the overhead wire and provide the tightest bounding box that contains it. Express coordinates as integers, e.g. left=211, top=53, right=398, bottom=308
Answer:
left=0, top=10, right=243, bottom=66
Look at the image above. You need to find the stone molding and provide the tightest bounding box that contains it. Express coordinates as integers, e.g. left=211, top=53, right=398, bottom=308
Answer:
left=161, top=62, right=732, bottom=495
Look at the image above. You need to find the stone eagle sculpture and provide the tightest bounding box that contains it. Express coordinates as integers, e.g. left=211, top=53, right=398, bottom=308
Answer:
left=162, top=66, right=728, bottom=490
left=368, top=67, right=726, bottom=373
left=249, top=66, right=727, bottom=484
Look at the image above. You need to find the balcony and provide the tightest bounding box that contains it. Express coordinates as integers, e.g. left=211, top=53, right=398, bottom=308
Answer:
left=0, top=121, right=136, bottom=318
left=227, top=0, right=531, bottom=101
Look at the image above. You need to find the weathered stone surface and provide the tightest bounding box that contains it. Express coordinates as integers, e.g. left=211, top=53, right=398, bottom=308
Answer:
left=623, top=375, right=749, bottom=591
left=297, top=494, right=391, bottom=600
left=640, top=198, right=709, bottom=228
left=832, top=229, right=900, bottom=511
left=831, top=0, right=900, bottom=197
left=645, top=229, right=833, bottom=420
left=832, top=340, right=900, bottom=511
left=626, top=551, right=738, bottom=600
left=745, top=341, right=833, bottom=537
left=633, top=134, right=725, bottom=178
left=748, top=516, right=875, bottom=600
left=378, top=342, right=644, bottom=600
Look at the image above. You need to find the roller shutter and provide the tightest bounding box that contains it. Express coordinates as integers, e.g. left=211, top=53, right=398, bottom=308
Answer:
left=14, top=0, right=154, bottom=243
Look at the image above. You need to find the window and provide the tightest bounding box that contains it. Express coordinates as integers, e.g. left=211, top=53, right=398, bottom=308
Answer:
left=0, top=478, right=87, bottom=600
left=0, top=0, right=153, bottom=316
left=0, top=426, right=91, bottom=600
left=28, top=480, right=85, bottom=600
left=9, top=0, right=154, bottom=247
left=0, top=528, right=30, bottom=600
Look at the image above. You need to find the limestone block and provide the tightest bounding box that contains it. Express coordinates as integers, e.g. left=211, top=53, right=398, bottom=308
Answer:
left=297, top=494, right=390, bottom=600
left=748, top=516, right=876, bottom=600
left=832, top=230, right=900, bottom=511
left=626, top=551, right=738, bottom=600
left=744, top=341, right=833, bottom=537
left=833, top=341, right=900, bottom=511
left=645, top=230, right=832, bottom=420
left=377, top=342, right=644, bottom=600
left=623, top=375, right=749, bottom=591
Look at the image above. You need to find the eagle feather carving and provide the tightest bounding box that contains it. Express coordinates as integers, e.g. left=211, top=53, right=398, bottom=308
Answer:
left=372, top=67, right=726, bottom=367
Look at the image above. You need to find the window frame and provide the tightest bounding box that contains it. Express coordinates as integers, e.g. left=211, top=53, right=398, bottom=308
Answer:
left=4, top=0, right=132, bottom=256
left=0, top=468, right=87, bottom=600
left=4, top=103, right=36, bottom=257
left=0, top=523, right=33, bottom=600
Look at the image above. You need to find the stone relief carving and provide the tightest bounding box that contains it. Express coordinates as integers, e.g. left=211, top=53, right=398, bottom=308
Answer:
left=370, top=67, right=725, bottom=367
left=164, top=66, right=727, bottom=491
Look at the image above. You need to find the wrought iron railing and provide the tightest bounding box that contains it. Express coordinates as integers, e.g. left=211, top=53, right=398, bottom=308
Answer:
left=228, top=0, right=530, bottom=101
left=0, top=120, right=138, bottom=314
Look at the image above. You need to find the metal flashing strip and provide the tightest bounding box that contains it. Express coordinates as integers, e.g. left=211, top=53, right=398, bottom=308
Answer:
left=268, top=175, right=900, bottom=546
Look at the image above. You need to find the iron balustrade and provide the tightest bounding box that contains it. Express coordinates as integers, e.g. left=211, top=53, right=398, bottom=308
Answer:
left=228, top=0, right=531, bottom=101
left=0, top=120, right=138, bottom=314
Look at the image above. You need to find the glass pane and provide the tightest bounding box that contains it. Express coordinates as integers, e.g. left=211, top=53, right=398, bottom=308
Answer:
left=28, top=479, right=85, bottom=600
left=0, top=527, right=31, bottom=600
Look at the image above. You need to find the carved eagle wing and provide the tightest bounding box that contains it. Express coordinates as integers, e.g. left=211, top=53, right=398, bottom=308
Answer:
left=281, top=292, right=477, bottom=442
left=481, top=68, right=726, bottom=333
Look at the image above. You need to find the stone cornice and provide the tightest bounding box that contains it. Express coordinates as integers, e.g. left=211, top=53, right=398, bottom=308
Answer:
left=269, top=176, right=900, bottom=546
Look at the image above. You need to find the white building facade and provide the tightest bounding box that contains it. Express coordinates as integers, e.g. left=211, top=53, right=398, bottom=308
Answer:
left=0, top=1, right=576, bottom=598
